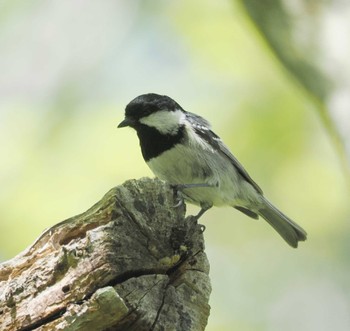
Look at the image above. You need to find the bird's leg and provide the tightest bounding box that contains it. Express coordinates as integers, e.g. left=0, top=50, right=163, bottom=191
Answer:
left=195, top=204, right=212, bottom=219
left=171, top=183, right=213, bottom=232
left=171, top=183, right=211, bottom=208
left=191, top=203, right=212, bottom=232
left=170, top=183, right=215, bottom=232
left=173, top=189, right=184, bottom=208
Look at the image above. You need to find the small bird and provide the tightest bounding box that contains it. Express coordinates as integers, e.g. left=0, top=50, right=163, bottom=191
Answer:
left=118, top=93, right=307, bottom=248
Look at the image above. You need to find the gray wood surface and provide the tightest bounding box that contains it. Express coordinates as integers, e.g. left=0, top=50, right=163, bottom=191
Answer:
left=0, top=178, right=211, bottom=331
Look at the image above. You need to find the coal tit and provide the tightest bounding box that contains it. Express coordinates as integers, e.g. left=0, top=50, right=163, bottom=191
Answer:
left=118, top=93, right=307, bottom=248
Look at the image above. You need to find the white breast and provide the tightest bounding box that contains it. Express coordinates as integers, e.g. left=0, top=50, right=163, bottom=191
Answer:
left=147, top=141, right=259, bottom=208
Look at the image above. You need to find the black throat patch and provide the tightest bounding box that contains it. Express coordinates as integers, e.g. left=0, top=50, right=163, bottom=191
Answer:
left=136, top=124, right=185, bottom=161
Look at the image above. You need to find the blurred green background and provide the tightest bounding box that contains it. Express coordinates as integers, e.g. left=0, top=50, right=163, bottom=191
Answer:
left=1, top=1, right=350, bottom=330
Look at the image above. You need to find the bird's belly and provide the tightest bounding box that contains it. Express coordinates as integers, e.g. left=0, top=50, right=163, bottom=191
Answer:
left=146, top=145, right=255, bottom=207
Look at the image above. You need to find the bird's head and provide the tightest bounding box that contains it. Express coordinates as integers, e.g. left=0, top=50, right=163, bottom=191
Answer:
left=118, top=93, right=186, bottom=135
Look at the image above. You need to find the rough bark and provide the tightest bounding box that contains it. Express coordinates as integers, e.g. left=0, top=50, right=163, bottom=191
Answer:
left=0, top=178, right=211, bottom=331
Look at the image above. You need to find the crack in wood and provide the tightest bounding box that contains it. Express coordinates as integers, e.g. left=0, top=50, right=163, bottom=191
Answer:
left=18, top=308, right=67, bottom=331
left=149, top=281, right=169, bottom=331
left=0, top=178, right=211, bottom=331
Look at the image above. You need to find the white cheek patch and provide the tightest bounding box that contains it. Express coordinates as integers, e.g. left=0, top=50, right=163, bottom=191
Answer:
left=139, top=109, right=186, bottom=135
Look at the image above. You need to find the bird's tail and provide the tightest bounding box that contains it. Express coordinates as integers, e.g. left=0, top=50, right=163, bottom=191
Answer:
left=258, top=197, right=307, bottom=248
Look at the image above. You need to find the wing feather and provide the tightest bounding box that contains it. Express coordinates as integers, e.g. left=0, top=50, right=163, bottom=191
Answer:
left=186, top=112, right=263, bottom=194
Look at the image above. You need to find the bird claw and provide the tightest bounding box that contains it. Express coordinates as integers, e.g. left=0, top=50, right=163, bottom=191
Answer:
left=171, top=183, right=211, bottom=209
left=173, top=198, right=184, bottom=208
left=171, top=184, right=211, bottom=231
left=171, top=185, right=185, bottom=208
left=187, top=215, right=206, bottom=233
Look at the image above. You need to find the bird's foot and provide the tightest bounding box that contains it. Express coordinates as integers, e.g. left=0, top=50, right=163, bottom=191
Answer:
left=171, top=183, right=211, bottom=208
left=171, top=185, right=185, bottom=208
left=188, top=204, right=212, bottom=232
left=194, top=206, right=211, bottom=219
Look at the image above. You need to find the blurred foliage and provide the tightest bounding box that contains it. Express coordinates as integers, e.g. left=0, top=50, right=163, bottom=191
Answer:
left=0, top=1, right=349, bottom=330
left=240, top=0, right=331, bottom=100
left=240, top=0, right=350, bottom=181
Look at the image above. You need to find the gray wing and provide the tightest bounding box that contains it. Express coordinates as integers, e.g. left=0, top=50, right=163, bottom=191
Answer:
left=185, top=111, right=212, bottom=129
left=218, top=140, right=263, bottom=194
left=186, top=112, right=263, bottom=194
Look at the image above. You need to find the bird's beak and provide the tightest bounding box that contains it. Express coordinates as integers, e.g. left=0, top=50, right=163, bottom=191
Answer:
left=118, top=118, right=133, bottom=128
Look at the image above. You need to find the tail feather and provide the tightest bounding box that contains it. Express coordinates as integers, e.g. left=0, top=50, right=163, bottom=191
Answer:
left=258, top=198, right=307, bottom=248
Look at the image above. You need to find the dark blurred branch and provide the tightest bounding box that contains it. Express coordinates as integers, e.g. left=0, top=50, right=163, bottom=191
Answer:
left=239, top=0, right=350, bottom=181
left=0, top=178, right=211, bottom=331
left=240, top=0, right=330, bottom=100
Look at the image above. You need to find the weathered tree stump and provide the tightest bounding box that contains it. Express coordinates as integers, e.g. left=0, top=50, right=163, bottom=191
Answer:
left=0, top=178, right=211, bottom=331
